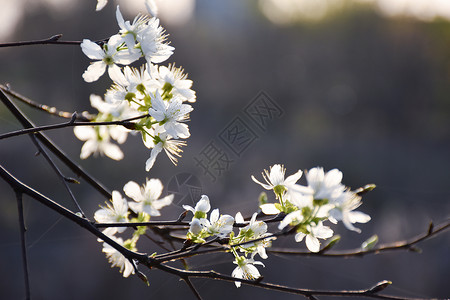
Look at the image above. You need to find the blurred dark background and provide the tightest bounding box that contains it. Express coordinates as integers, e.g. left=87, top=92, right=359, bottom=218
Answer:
left=0, top=0, right=449, bottom=299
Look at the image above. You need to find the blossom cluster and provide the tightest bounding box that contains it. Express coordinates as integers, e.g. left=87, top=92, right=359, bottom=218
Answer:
left=80, top=1, right=374, bottom=290
left=94, top=178, right=173, bottom=277
left=183, top=196, right=272, bottom=287
left=74, top=5, right=196, bottom=171
left=253, top=164, right=371, bottom=252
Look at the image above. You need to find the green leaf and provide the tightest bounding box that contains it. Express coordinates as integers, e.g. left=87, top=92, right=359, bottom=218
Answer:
left=361, top=234, right=378, bottom=250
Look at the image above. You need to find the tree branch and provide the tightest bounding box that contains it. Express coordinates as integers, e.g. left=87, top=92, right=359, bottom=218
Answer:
left=15, top=191, right=31, bottom=300
left=0, top=84, right=93, bottom=121
left=0, top=112, right=149, bottom=140
left=0, top=89, right=111, bottom=199
left=155, top=264, right=421, bottom=300
left=268, top=219, right=450, bottom=258
left=0, top=34, right=107, bottom=47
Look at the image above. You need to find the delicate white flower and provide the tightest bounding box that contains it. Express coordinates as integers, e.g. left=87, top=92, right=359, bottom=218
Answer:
left=116, top=6, right=150, bottom=51
left=88, top=94, right=135, bottom=144
left=152, top=64, right=196, bottom=102
left=188, top=218, right=203, bottom=236
left=143, top=128, right=186, bottom=171
left=74, top=125, right=124, bottom=160
left=240, top=213, right=267, bottom=238
left=81, top=34, right=140, bottom=83
left=238, top=213, right=272, bottom=259
left=305, top=167, right=346, bottom=201
left=138, top=17, right=174, bottom=64
left=183, top=195, right=211, bottom=220
left=252, top=164, right=312, bottom=205
left=149, top=91, right=193, bottom=139
left=232, top=257, right=264, bottom=288
left=102, top=236, right=135, bottom=278
left=123, top=178, right=173, bottom=216
left=328, top=191, right=371, bottom=233
left=94, top=191, right=129, bottom=235
left=204, top=209, right=234, bottom=238
left=120, top=65, right=153, bottom=95
left=294, top=221, right=333, bottom=253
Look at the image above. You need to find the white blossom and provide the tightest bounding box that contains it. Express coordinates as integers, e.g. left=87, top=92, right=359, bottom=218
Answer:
left=138, top=17, right=174, bottom=64
left=232, top=257, right=264, bottom=288
left=102, top=237, right=135, bottom=278
left=74, top=125, right=124, bottom=161
left=123, top=178, right=173, bottom=216
left=294, top=221, right=333, bottom=253
left=94, top=191, right=129, bottom=235
left=183, top=195, right=211, bottom=221
left=151, top=64, right=196, bottom=102
left=328, top=191, right=371, bottom=233
left=143, top=127, right=186, bottom=171
left=81, top=34, right=140, bottom=83
left=149, top=91, right=193, bottom=139
left=204, top=209, right=234, bottom=238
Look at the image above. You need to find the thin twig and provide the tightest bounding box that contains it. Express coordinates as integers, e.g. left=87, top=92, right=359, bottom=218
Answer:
left=28, top=134, right=86, bottom=217
left=15, top=191, right=31, bottom=300
left=0, top=34, right=107, bottom=47
left=0, top=113, right=149, bottom=140
left=154, top=264, right=422, bottom=300
left=182, top=277, right=203, bottom=300
left=0, top=164, right=145, bottom=262
left=268, top=219, right=450, bottom=258
left=0, top=84, right=93, bottom=121
left=0, top=90, right=111, bottom=199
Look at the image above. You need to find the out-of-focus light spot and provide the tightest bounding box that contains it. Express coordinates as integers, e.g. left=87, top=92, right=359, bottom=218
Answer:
left=0, top=1, right=24, bottom=41
left=372, top=0, right=450, bottom=21
left=121, top=0, right=195, bottom=26
left=259, top=0, right=450, bottom=25
left=0, top=0, right=77, bottom=41
left=259, top=0, right=344, bottom=24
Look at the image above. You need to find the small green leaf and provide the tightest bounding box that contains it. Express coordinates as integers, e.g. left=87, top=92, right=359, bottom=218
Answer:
left=137, top=271, right=150, bottom=286
left=361, top=235, right=378, bottom=250
left=258, top=192, right=268, bottom=205
left=355, top=184, right=376, bottom=195
left=367, top=280, right=392, bottom=294
left=319, top=235, right=340, bottom=253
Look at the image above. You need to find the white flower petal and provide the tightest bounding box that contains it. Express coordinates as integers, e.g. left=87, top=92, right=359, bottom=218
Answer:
left=83, top=61, right=106, bottom=82
left=81, top=39, right=104, bottom=60
left=260, top=203, right=280, bottom=215
left=102, top=143, right=124, bottom=160
left=123, top=181, right=143, bottom=202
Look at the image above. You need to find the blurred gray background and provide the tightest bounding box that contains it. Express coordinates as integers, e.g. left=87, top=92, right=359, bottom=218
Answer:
left=0, top=0, right=449, bottom=299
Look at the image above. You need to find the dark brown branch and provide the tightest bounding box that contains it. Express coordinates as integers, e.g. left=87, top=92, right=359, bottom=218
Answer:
left=268, top=219, right=450, bottom=258
left=0, top=89, right=111, bottom=199
left=154, top=264, right=421, bottom=300
left=28, top=134, right=86, bottom=217
left=0, top=164, right=145, bottom=262
left=15, top=191, right=31, bottom=300
left=0, top=112, right=150, bottom=140
left=95, top=220, right=189, bottom=228
left=0, top=34, right=107, bottom=47
left=0, top=84, right=93, bottom=121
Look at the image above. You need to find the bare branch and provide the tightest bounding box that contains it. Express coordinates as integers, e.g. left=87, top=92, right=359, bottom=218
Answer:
left=0, top=34, right=107, bottom=47
left=0, top=84, right=93, bottom=121
left=0, top=90, right=111, bottom=199
left=0, top=112, right=149, bottom=140
left=269, top=219, right=450, bottom=258
left=15, top=191, right=31, bottom=300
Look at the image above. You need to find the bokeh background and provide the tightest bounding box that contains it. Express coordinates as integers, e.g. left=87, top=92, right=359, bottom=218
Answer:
left=0, top=0, right=449, bottom=299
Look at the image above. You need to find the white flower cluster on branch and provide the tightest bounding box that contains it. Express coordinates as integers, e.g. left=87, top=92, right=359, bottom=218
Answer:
left=75, top=5, right=195, bottom=171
